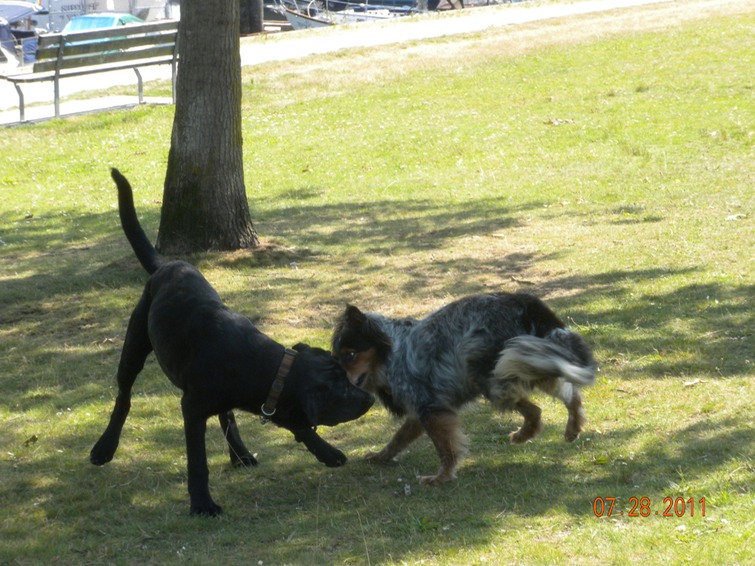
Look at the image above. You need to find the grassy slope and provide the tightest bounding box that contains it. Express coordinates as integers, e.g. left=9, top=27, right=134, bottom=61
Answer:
left=1, top=2, right=753, bottom=564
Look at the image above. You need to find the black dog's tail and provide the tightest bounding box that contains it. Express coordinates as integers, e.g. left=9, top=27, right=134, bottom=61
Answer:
left=495, top=328, right=597, bottom=386
left=111, top=168, right=163, bottom=275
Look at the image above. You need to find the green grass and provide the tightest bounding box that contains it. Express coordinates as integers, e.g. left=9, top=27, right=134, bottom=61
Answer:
left=1, top=3, right=753, bottom=564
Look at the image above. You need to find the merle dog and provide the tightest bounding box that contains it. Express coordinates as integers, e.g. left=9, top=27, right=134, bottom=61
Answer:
left=90, top=169, right=373, bottom=516
left=332, top=295, right=596, bottom=485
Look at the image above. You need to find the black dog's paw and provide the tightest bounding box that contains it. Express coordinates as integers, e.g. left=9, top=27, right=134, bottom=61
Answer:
left=292, top=428, right=347, bottom=467
left=190, top=500, right=224, bottom=517
left=319, top=447, right=348, bottom=468
left=230, top=453, right=258, bottom=468
left=90, top=439, right=117, bottom=466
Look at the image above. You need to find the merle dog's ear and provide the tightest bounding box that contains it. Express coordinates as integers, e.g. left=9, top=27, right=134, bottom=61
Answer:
left=292, top=343, right=310, bottom=353
left=365, top=317, right=392, bottom=357
left=332, top=305, right=362, bottom=353
left=345, top=305, right=365, bottom=325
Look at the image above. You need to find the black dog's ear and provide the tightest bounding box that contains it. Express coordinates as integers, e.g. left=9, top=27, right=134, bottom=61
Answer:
left=293, top=343, right=332, bottom=357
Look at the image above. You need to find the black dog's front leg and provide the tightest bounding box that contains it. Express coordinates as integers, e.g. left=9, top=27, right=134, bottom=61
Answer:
left=292, top=428, right=347, bottom=467
left=182, top=398, right=222, bottom=516
left=219, top=411, right=258, bottom=468
left=91, top=296, right=152, bottom=466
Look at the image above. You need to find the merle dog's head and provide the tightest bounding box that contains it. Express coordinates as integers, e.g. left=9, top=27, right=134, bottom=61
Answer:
left=283, top=343, right=374, bottom=427
left=331, top=305, right=394, bottom=390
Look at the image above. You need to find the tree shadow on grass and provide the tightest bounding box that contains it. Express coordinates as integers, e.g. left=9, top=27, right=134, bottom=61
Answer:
left=1, top=192, right=530, bottom=298
left=538, top=272, right=754, bottom=379
left=251, top=194, right=536, bottom=254
left=3, top=397, right=750, bottom=564
left=461, top=414, right=752, bottom=519
left=1, top=228, right=751, bottom=564
left=1, top=204, right=751, bottom=430
left=2, top=191, right=752, bottom=405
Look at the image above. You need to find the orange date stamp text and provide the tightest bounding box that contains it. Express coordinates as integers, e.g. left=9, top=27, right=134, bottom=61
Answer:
left=592, top=496, right=707, bottom=518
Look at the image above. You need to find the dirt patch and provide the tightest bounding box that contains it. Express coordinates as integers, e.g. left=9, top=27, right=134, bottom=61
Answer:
left=207, top=240, right=312, bottom=269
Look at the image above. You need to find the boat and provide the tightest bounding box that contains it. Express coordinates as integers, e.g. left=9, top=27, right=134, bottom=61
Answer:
left=273, top=0, right=417, bottom=30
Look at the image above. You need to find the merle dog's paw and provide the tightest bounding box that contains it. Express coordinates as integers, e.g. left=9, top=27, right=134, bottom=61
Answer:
left=190, top=500, right=223, bottom=517
left=230, top=453, right=258, bottom=468
left=364, top=450, right=396, bottom=465
left=89, top=439, right=117, bottom=466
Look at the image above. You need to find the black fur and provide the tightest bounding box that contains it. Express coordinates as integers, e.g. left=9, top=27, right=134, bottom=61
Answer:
left=90, top=169, right=374, bottom=516
left=332, top=294, right=596, bottom=484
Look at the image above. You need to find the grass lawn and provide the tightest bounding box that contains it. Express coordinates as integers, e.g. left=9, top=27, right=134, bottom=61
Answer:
left=1, top=1, right=753, bottom=564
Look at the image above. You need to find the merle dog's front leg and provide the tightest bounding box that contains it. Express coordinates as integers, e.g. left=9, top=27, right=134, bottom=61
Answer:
left=293, top=428, right=347, bottom=467
left=182, top=398, right=222, bottom=516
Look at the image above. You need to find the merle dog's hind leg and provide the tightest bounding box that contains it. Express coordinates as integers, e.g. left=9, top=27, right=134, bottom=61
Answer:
left=563, top=390, right=586, bottom=442
left=536, top=379, right=585, bottom=442
left=90, top=294, right=152, bottom=466
left=509, top=399, right=543, bottom=444
left=219, top=411, right=257, bottom=467
left=487, top=380, right=543, bottom=443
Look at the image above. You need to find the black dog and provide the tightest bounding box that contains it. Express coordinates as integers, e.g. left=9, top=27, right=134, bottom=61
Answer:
left=90, top=169, right=374, bottom=516
left=332, top=294, right=596, bottom=485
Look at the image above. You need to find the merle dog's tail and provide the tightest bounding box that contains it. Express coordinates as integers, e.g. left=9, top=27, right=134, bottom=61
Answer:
left=495, top=328, right=597, bottom=386
left=111, top=168, right=162, bottom=275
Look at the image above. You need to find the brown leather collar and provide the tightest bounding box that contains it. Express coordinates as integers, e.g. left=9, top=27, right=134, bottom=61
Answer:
left=260, top=348, right=298, bottom=422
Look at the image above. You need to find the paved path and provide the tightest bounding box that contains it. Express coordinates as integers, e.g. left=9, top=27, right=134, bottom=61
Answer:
left=0, top=0, right=672, bottom=124
left=239, top=0, right=670, bottom=64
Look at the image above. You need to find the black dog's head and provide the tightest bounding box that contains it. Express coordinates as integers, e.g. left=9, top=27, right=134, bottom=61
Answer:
left=331, top=305, right=393, bottom=390
left=286, top=343, right=374, bottom=427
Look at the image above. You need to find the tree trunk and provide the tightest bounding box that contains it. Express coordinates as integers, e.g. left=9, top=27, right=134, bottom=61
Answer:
left=157, top=0, right=259, bottom=254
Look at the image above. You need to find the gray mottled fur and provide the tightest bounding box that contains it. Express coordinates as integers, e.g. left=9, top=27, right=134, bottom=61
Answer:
left=359, top=294, right=596, bottom=418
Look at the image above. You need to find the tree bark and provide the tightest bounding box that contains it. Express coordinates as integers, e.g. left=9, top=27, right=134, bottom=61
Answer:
left=157, top=0, right=259, bottom=254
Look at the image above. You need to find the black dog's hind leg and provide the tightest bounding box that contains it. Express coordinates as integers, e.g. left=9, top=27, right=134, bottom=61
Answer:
left=293, top=428, right=347, bottom=467
left=91, top=294, right=152, bottom=466
left=182, top=397, right=222, bottom=516
left=219, top=411, right=257, bottom=467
